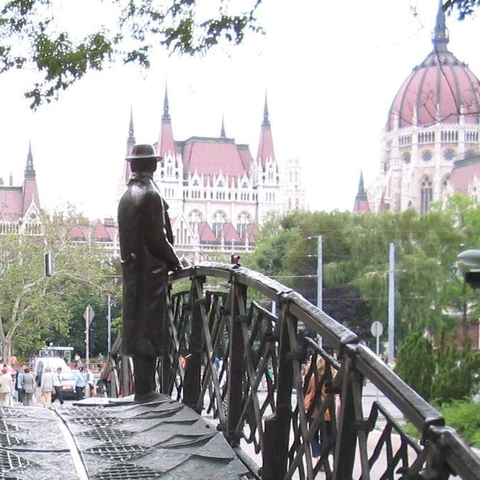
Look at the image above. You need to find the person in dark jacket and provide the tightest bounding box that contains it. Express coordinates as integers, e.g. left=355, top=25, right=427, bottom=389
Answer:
left=118, top=144, right=182, bottom=402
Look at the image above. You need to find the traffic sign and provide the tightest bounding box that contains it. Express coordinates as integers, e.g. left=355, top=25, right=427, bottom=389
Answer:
left=371, top=321, right=383, bottom=338
left=83, top=304, right=95, bottom=326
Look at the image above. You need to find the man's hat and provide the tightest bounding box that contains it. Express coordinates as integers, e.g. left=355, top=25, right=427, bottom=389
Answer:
left=126, top=144, right=162, bottom=162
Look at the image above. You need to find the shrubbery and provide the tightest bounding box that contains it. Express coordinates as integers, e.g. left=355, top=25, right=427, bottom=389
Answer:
left=396, top=330, right=480, bottom=404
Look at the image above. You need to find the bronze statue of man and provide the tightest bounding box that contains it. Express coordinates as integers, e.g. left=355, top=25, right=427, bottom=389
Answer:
left=118, top=144, right=182, bottom=402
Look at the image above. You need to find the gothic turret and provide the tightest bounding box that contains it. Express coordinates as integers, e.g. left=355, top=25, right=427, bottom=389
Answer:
left=256, top=93, right=276, bottom=169
left=124, top=107, right=136, bottom=184
left=353, top=171, right=370, bottom=213
left=21, top=141, right=40, bottom=216
left=157, top=83, right=176, bottom=158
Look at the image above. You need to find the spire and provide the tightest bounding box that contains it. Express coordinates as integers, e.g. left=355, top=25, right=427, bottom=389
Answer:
left=353, top=171, right=370, bottom=213
left=22, top=141, right=40, bottom=214
left=358, top=171, right=365, bottom=194
left=163, top=82, right=170, bottom=120
left=25, top=139, right=35, bottom=178
left=256, top=91, right=275, bottom=169
left=157, top=82, right=176, bottom=158
left=124, top=108, right=136, bottom=184
left=432, top=0, right=449, bottom=51
left=220, top=114, right=226, bottom=138
left=128, top=106, right=135, bottom=139
left=262, top=91, right=270, bottom=127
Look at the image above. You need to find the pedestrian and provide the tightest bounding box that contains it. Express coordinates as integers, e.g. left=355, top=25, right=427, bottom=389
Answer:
left=40, top=367, right=54, bottom=406
left=118, top=144, right=182, bottom=402
left=74, top=354, right=83, bottom=370
left=0, top=366, right=13, bottom=406
left=22, top=368, right=35, bottom=406
left=86, top=368, right=96, bottom=397
left=75, top=368, right=86, bottom=400
left=52, top=367, right=64, bottom=405
left=304, top=356, right=336, bottom=459
left=15, top=365, right=26, bottom=405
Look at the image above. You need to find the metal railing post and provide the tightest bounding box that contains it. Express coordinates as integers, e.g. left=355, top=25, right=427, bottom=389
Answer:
left=227, top=279, right=247, bottom=446
left=184, top=276, right=204, bottom=411
left=263, top=301, right=293, bottom=480
left=333, top=354, right=361, bottom=480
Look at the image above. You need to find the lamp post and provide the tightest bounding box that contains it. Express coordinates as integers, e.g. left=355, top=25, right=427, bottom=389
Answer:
left=107, top=295, right=112, bottom=354
left=456, top=249, right=480, bottom=348
left=456, top=249, right=480, bottom=289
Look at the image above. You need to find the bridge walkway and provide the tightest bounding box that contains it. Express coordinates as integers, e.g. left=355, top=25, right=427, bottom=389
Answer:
left=0, top=397, right=251, bottom=480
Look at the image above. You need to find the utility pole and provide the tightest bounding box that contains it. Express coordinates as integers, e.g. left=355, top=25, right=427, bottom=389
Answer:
left=317, top=235, right=323, bottom=310
left=83, top=304, right=95, bottom=379
left=107, top=295, right=112, bottom=354
left=317, top=235, right=323, bottom=348
left=388, top=243, right=395, bottom=366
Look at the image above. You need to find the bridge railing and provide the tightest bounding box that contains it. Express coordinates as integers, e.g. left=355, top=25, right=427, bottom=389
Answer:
left=106, top=262, right=480, bottom=480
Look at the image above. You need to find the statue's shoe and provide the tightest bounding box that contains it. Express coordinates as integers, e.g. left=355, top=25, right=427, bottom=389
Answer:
left=134, top=391, right=168, bottom=403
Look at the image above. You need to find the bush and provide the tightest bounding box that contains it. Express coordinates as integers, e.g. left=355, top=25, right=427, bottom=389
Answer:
left=396, top=330, right=480, bottom=403
left=396, top=331, right=435, bottom=400
left=431, top=333, right=480, bottom=404
left=401, top=400, right=480, bottom=448
left=441, top=401, right=480, bottom=447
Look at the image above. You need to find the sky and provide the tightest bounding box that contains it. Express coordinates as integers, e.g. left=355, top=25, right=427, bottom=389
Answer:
left=1, top=0, right=480, bottom=220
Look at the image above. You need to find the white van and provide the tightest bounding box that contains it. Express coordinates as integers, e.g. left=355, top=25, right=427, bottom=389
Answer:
left=34, top=356, right=71, bottom=385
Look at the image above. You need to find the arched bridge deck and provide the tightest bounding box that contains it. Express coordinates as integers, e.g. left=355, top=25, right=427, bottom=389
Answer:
left=0, top=397, right=250, bottom=479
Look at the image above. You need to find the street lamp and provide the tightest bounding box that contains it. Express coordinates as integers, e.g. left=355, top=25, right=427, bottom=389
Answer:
left=456, top=249, right=480, bottom=348
left=456, top=249, right=480, bottom=289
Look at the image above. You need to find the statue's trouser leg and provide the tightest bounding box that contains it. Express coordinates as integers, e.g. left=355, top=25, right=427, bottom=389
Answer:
left=133, top=355, right=156, bottom=395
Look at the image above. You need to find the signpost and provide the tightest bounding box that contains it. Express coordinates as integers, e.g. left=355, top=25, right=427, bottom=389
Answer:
left=370, top=320, right=383, bottom=359
left=371, top=320, right=384, bottom=401
left=83, top=304, right=95, bottom=395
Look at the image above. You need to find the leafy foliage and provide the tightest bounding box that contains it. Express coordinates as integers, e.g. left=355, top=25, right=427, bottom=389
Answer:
left=441, top=401, right=480, bottom=447
left=396, top=331, right=435, bottom=400
left=445, top=0, right=480, bottom=20
left=249, top=198, right=480, bottom=348
left=0, top=0, right=263, bottom=107
left=431, top=333, right=480, bottom=404
left=0, top=206, right=116, bottom=359
left=396, top=330, right=480, bottom=403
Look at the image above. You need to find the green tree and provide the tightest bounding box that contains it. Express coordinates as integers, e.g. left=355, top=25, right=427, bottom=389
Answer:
left=0, top=207, right=113, bottom=359
left=396, top=331, right=436, bottom=400
left=250, top=197, right=480, bottom=348
left=431, top=332, right=480, bottom=404
left=0, top=0, right=263, bottom=108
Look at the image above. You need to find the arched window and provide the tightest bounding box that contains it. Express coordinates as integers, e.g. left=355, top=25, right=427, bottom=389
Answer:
left=188, top=210, right=203, bottom=228
left=212, top=211, right=227, bottom=237
left=237, top=212, right=250, bottom=238
left=420, top=177, right=433, bottom=214
left=402, top=152, right=411, bottom=164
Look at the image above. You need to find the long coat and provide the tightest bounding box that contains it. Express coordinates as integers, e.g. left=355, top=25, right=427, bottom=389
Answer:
left=118, top=171, right=181, bottom=357
left=23, top=373, right=36, bottom=394
left=0, top=372, right=12, bottom=394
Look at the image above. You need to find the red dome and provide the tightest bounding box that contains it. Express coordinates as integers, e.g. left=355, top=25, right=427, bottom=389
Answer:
left=386, top=7, right=480, bottom=131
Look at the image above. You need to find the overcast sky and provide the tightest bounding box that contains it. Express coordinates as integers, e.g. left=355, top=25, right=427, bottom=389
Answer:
left=1, top=0, right=479, bottom=220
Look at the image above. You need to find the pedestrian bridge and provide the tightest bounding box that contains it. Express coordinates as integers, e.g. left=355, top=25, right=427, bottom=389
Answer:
left=6, top=262, right=478, bottom=479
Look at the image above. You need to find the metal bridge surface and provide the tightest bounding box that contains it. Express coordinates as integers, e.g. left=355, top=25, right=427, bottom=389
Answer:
left=0, top=398, right=249, bottom=479
left=102, top=262, right=480, bottom=479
